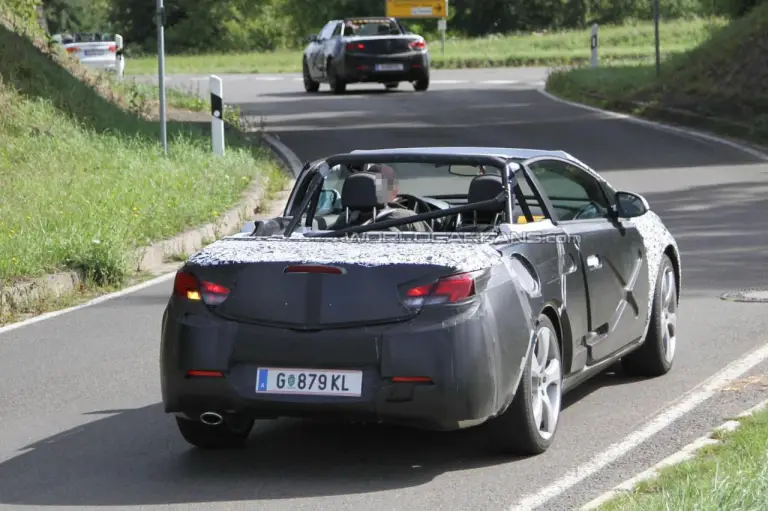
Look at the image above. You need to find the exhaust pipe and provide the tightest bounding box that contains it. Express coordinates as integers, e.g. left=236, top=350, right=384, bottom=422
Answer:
left=200, top=411, right=224, bottom=426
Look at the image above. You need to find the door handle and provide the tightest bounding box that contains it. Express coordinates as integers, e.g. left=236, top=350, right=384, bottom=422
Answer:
left=586, top=254, right=602, bottom=270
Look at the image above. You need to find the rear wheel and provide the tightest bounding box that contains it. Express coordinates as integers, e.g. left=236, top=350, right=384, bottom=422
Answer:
left=175, top=415, right=254, bottom=449
left=303, top=58, right=319, bottom=93
left=483, top=313, right=563, bottom=455
left=413, top=73, right=429, bottom=91
left=622, top=254, right=677, bottom=376
left=328, top=62, right=346, bottom=94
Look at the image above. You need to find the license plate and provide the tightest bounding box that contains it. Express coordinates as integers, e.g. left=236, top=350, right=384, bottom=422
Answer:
left=255, top=367, right=363, bottom=397
left=84, top=50, right=106, bottom=56
left=375, top=63, right=404, bottom=72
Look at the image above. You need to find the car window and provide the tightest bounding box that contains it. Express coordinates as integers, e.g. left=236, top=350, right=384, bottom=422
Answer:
left=331, top=23, right=342, bottom=37
left=527, top=160, right=610, bottom=221
left=319, top=22, right=336, bottom=40
left=512, top=168, right=548, bottom=224
left=344, top=19, right=402, bottom=36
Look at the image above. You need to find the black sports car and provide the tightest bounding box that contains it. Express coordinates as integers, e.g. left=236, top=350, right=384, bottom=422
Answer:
left=302, top=17, right=430, bottom=94
left=161, top=147, right=681, bottom=455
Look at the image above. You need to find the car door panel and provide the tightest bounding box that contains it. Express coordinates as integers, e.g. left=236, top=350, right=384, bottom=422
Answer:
left=523, top=158, right=649, bottom=367
left=561, top=219, right=649, bottom=363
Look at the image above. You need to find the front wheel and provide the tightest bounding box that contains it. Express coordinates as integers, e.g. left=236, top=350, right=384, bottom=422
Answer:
left=303, top=58, right=319, bottom=93
left=482, top=313, right=563, bottom=455
left=175, top=415, right=254, bottom=449
left=621, top=254, right=678, bottom=376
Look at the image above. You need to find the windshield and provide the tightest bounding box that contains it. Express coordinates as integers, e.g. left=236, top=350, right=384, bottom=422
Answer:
left=343, top=19, right=402, bottom=37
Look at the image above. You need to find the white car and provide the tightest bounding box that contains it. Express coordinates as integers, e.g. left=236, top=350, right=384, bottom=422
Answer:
left=55, top=33, right=125, bottom=77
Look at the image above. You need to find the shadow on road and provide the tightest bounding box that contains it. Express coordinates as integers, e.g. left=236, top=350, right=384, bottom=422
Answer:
left=237, top=86, right=764, bottom=172
left=642, top=180, right=768, bottom=292
left=0, top=404, right=517, bottom=506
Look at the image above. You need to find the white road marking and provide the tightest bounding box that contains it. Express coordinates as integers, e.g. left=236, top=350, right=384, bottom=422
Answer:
left=538, top=89, right=768, bottom=161
left=0, top=272, right=177, bottom=337
left=481, top=79, right=520, bottom=84
left=507, top=341, right=768, bottom=510
left=430, top=79, right=467, bottom=84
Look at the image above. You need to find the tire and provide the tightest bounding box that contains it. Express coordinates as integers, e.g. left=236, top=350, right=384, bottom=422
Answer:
left=483, top=313, right=563, bottom=455
left=328, top=62, right=346, bottom=94
left=302, top=58, right=319, bottom=93
left=384, top=81, right=399, bottom=89
left=413, top=73, right=429, bottom=91
left=175, top=415, right=254, bottom=450
left=622, top=254, right=678, bottom=377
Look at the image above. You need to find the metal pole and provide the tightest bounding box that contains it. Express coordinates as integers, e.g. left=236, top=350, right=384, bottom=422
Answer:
left=156, top=0, right=168, bottom=155
left=653, top=0, right=661, bottom=76
left=438, top=2, right=447, bottom=56
left=115, top=34, right=124, bottom=79
left=590, top=23, right=598, bottom=68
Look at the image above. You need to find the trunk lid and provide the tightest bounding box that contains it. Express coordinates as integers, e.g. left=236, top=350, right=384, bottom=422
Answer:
left=186, top=236, right=503, bottom=329
left=63, top=41, right=116, bottom=60
left=343, top=35, right=422, bottom=54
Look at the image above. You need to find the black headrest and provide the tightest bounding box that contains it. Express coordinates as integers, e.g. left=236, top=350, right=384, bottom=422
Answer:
left=468, top=175, right=504, bottom=212
left=341, top=172, right=387, bottom=210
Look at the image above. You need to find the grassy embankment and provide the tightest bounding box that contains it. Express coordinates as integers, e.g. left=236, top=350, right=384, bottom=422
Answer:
left=597, top=405, right=768, bottom=510
left=125, top=18, right=725, bottom=75
left=0, top=15, right=287, bottom=322
left=546, top=4, right=768, bottom=145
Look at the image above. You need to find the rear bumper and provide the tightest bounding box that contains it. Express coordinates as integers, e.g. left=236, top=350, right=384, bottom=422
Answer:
left=337, top=52, right=429, bottom=83
left=160, top=299, right=516, bottom=431
left=79, top=58, right=119, bottom=71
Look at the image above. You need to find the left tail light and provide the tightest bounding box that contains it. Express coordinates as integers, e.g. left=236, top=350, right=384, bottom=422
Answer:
left=108, top=44, right=117, bottom=52
left=173, top=270, right=230, bottom=306
left=65, top=46, right=79, bottom=54
left=401, top=272, right=476, bottom=308
left=346, top=42, right=365, bottom=51
left=409, top=39, right=426, bottom=51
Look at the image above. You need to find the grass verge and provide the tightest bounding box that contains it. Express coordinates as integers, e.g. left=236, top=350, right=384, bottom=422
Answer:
left=0, top=19, right=288, bottom=299
left=598, top=405, right=768, bottom=510
left=124, top=18, right=725, bottom=76
left=545, top=6, right=768, bottom=146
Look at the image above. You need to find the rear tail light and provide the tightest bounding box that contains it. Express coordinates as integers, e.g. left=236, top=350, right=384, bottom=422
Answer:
left=402, top=272, right=477, bottom=308
left=173, top=271, right=230, bottom=305
left=65, top=46, right=79, bottom=53
left=409, top=39, right=426, bottom=51
left=346, top=42, right=365, bottom=51
left=108, top=44, right=117, bottom=52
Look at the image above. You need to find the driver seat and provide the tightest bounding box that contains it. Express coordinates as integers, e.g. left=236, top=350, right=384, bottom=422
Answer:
left=328, top=172, right=394, bottom=230
left=457, top=175, right=505, bottom=232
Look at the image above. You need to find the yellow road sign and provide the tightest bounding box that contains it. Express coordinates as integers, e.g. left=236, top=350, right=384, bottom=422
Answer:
left=386, top=0, right=448, bottom=19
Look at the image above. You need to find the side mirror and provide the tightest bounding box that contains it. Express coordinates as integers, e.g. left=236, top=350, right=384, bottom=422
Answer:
left=614, top=191, right=649, bottom=218
left=307, top=34, right=319, bottom=43
left=317, top=189, right=340, bottom=215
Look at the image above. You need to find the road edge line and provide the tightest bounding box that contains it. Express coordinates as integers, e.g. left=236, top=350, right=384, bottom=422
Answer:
left=1, top=132, right=306, bottom=337
left=580, top=398, right=768, bottom=510
left=507, top=342, right=768, bottom=510
left=536, top=88, right=768, bottom=162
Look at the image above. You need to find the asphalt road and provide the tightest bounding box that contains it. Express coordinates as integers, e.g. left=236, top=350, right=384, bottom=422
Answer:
left=3, top=68, right=768, bottom=511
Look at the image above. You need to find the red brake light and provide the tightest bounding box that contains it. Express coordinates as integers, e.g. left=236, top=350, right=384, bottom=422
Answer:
left=346, top=42, right=365, bottom=51
left=173, top=271, right=230, bottom=305
left=402, top=272, right=476, bottom=308
left=200, top=280, right=230, bottom=305
left=174, top=271, right=199, bottom=300
left=409, top=40, right=426, bottom=50
left=108, top=44, right=117, bottom=52
left=284, top=264, right=344, bottom=274
left=65, top=46, right=79, bottom=53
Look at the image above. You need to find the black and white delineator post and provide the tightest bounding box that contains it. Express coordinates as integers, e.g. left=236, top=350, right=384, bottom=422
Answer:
left=590, top=23, right=598, bottom=68
left=115, top=34, right=124, bottom=78
left=210, top=75, right=225, bottom=156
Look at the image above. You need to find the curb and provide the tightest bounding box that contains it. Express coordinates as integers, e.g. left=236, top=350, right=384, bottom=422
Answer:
left=580, top=398, right=768, bottom=510
left=537, top=88, right=768, bottom=162
left=0, top=131, right=300, bottom=320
